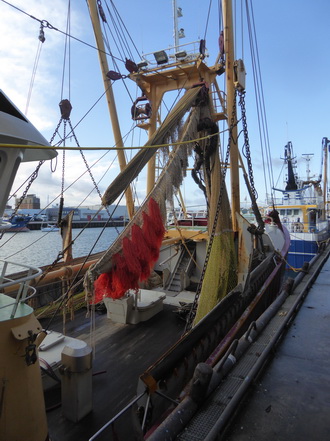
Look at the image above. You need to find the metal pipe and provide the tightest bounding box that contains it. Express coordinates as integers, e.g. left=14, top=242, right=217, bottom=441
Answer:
left=146, top=280, right=291, bottom=440
left=3, top=260, right=94, bottom=295
left=204, top=247, right=330, bottom=441
left=147, top=363, right=213, bottom=441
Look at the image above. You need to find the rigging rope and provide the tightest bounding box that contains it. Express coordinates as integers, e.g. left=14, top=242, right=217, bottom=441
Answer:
left=0, top=0, right=123, bottom=62
left=25, top=24, right=45, bottom=115
left=60, top=0, right=71, bottom=102
left=245, top=0, right=275, bottom=205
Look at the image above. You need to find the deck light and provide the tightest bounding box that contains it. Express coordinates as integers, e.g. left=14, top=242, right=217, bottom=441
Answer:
left=175, top=51, right=187, bottom=59
left=153, top=51, right=169, bottom=65
left=137, top=60, right=148, bottom=69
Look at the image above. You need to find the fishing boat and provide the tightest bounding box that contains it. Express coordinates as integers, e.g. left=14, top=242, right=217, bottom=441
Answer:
left=269, top=139, right=330, bottom=268
left=0, top=1, right=291, bottom=440
left=0, top=214, right=32, bottom=232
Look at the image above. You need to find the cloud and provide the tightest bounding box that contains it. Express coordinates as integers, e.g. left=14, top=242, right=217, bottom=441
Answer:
left=0, top=0, right=86, bottom=130
left=0, top=1, right=124, bottom=210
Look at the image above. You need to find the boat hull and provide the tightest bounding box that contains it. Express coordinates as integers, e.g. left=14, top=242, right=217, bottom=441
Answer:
left=288, top=229, right=330, bottom=268
left=2, top=215, right=32, bottom=232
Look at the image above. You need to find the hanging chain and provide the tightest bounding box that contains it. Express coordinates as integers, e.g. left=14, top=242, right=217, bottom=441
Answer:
left=0, top=118, right=62, bottom=241
left=12, top=114, right=63, bottom=218
left=239, top=91, right=257, bottom=199
left=49, top=118, right=63, bottom=145
left=68, top=120, right=104, bottom=203
left=0, top=159, right=45, bottom=239
left=57, top=121, right=66, bottom=226
left=238, top=91, right=264, bottom=232
left=67, top=120, right=120, bottom=233
left=12, top=160, right=45, bottom=217
left=184, top=93, right=238, bottom=332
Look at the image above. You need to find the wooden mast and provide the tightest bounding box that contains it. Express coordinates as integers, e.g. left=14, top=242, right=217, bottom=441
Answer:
left=223, top=0, right=240, bottom=231
left=87, top=0, right=135, bottom=219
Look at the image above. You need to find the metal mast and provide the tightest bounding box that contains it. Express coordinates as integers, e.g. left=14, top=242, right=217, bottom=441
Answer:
left=322, top=137, right=329, bottom=219
left=172, top=0, right=179, bottom=49
left=87, top=0, right=134, bottom=219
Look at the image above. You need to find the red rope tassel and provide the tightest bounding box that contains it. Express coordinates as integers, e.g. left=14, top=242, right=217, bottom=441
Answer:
left=92, top=198, right=165, bottom=302
left=131, top=224, right=152, bottom=280
left=93, top=272, right=114, bottom=303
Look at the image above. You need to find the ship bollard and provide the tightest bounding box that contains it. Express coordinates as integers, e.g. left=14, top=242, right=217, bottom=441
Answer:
left=60, top=339, right=93, bottom=422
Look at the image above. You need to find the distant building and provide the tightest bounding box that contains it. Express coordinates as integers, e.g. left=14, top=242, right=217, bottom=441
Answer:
left=47, top=207, right=81, bottom=222
left=16, top=194, right=40, bottom=209
left=5, top=201, right=129, bottom=222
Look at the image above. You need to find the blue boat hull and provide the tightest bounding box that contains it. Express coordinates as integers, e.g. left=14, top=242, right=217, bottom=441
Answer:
left=6, top=216, right=32, bottom=232
left=288, top=227, right=330, bottom=268
left=287, top=239, right=319, bottom=268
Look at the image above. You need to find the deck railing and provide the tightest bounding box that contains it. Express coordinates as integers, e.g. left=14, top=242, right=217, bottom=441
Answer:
left=280, top=219, right=329, bottom=234
left=267, top=196, right=321, bottom=206
left=0, top=259, right=42, bottom=318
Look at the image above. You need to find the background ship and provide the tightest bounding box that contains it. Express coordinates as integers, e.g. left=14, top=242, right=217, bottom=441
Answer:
left=270, top=139, right=330, bottom=268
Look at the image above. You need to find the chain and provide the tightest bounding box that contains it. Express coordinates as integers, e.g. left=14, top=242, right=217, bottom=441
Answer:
left=238, top=91, right=264, bottom=232
left=49, top=118, right=63, bottom=144
left=67, top=121, right=120, bottom=233
left=184, top=93, right=238, bottom=332
left=11, top=160, right=45, bottom=217
left=68, top=120, right=104, bottom=203
left=0, top=118, right=62, bottom=240
left=57, top=121, right=66, bottom=226
left=36, top=251, right=64, bottom=284
left=239, top=91, right=257, bottom=199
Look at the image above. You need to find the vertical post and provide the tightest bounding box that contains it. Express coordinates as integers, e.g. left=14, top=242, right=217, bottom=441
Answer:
left=172, top=0, right=179, bottom=50
left=323, top=137, right=328, bottom=219
left=146, top=88, right=157, bottom=195
left=223, top=0, right=240, bottom=231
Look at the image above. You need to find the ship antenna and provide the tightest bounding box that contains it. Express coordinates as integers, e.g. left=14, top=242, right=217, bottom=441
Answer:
left=172, top=0, right=184, bottom=51
left=302, top=153, right=314, bottom=181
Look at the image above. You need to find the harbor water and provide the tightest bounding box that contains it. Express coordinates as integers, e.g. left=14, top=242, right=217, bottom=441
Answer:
left=0, top=227, right=123, bottom=272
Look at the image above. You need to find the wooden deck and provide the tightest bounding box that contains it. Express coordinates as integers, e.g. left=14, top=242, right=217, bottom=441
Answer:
left=43, top=250, right=330, bottom=441
left=43, top=304, right=185, bottom=441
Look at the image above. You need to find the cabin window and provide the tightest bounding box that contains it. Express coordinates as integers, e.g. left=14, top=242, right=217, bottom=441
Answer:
left=293, top=209, right=299, bottom=215
left=286, top=209, right=292, bottom=215
left=279, top=209, right=285, bottom=215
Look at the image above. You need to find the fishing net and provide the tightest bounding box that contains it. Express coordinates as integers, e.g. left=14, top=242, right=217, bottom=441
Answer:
left=192, top=105, right=238, bottom=324
left=84, top=87, right=203, bottom=302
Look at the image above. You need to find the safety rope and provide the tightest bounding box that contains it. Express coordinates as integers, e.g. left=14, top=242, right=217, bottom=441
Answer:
left=0, top=130, right=224, bottom=153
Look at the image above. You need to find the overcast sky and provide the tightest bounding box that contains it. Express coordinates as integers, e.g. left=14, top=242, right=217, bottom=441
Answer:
left=1, top=0, right=329, bottom=211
